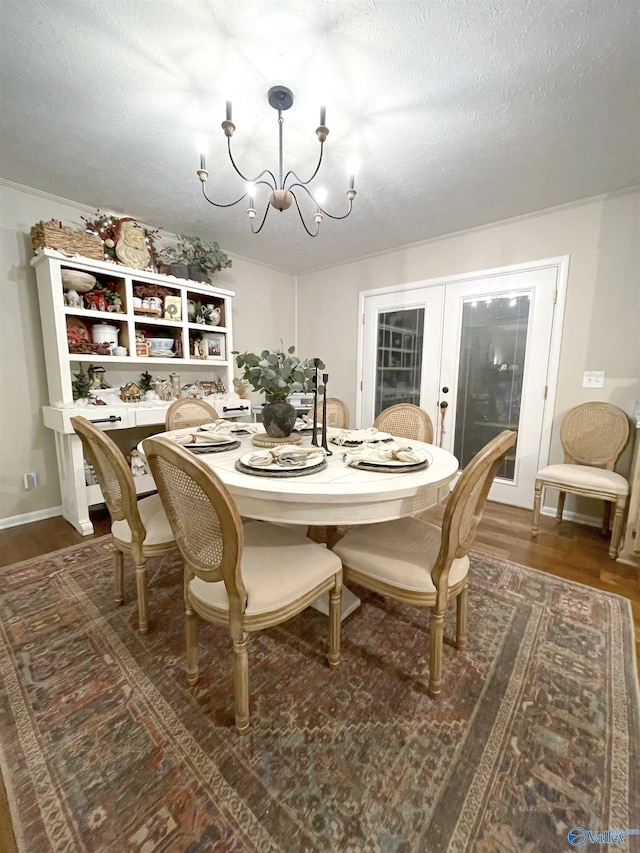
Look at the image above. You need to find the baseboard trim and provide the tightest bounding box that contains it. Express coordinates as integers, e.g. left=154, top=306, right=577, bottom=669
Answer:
left=0, top=506, right=63, bottom=531
left=540, top=505, right=600, bottom=528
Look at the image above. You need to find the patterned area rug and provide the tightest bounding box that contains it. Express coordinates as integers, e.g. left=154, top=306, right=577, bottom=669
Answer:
left=1, top=537, right=638, bottom=852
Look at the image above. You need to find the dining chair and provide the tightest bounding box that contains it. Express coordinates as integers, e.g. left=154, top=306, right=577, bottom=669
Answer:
left=531, top=402, right=630, bottom=557
left=332, top=429, right=517, bottom=697
left=307, top=397, right=350, bottom=429
left=373, top=403, right=434, bottom=443
left=142, top=435, right=343, bottom=732
left=165, top=397, right=218, bottom=430
left=71, top=416, right=176, bottom=633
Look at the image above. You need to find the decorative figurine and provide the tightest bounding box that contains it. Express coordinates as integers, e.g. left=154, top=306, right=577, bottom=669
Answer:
left=64, top=289, right=83, bottom=308
left=129, top=448, right=147, bottom=477
left=108, top=294, right=124, bottom=313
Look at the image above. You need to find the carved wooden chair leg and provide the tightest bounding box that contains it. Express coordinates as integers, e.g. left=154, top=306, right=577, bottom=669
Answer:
left=233, top=634, right=250, bottom=733
left=135, top=561, right=149, bottom=633
left=531, top=480, right=542, bottom=536
left=185, top=604, right=199, bottom=686
left=456, top=586, right=468, bottom=650
left=429, top=610, right=444, bottom=698
left=609, top=498, right=627, bottom=559
left=113, top=549, right=124, bottom=604
left=328, top=576, right=342, bottom=668
left=556, top=490, right=566, bottom=522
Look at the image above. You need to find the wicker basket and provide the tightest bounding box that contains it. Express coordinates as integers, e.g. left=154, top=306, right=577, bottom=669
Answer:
left=31, top=220, right=104, bottom=261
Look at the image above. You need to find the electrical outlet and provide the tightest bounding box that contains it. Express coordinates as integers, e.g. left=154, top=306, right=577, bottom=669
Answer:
left=583, top=371, right=605, bottom=389
left=23, top=472, right=38, bottom=490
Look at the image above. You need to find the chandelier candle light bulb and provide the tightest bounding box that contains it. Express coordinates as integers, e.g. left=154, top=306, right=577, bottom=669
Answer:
left=196, top=85, right=356, bottom=236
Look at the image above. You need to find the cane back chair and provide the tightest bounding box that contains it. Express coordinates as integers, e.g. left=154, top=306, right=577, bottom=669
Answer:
left=531, top=402, right=630, bottom=557
left=373, top=403, right=434, bottom=443
left=142, top=435, right=343, bottom=732
left=71, top=416, right=176, bottom=632
left=306, top=397, right=350, bottom=429
left=333, top=429, right=517, bottom=697
left=165, top=397, right=218, bottom=430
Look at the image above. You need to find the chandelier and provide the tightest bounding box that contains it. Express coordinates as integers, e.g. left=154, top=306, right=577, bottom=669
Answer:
left=196, top=85, right=357, bottom=237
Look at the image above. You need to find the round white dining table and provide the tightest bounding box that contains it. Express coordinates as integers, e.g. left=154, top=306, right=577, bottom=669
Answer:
left=142, top=426, right=459, bottom=528
left=140, top=426, right=459, bottom=619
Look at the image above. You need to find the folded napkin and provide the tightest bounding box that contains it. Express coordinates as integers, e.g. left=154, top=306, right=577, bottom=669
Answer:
left=331, top=427, right=382, bottom=446
left=200, top=420, right=260, bottom=435
left=245, top=445, right=325, bottom=468
left=343, top=442, right=426, bottom=467
left=172, top=432, right=234, bottom=446
left=294, top=416, right=314, bottom=430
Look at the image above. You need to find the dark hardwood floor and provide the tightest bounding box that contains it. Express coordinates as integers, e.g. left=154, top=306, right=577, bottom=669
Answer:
left=0, top=502, right=638, bottom=853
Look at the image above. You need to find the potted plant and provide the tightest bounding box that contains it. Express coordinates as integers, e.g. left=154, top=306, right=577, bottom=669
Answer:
left=233, top=346, right=324, bottom=438
left=162, top=234, right=232, bottom=282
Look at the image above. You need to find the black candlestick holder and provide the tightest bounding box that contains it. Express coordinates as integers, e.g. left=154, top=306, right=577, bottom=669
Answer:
left=321, top=373, right=332, bottom=455
left=311, top=359, right=320, bottom=447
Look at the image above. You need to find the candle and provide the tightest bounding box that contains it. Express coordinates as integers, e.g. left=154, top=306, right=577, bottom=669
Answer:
left=226, top=101, right=232, bottom=122
left=199, top=152, right=206, bottom=170
left=349, top=173, right=355, bottom=190
left=320, top=105, right=326, bottom=126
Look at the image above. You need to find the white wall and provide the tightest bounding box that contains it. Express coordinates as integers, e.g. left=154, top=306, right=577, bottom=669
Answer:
left=297, top=190, right=640, bottom=517
left=0, top=182, right=296, bottom=525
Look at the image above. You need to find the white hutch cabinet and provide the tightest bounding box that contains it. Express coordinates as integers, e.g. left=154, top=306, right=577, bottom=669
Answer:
left=32, top=249, right=245, bottom=534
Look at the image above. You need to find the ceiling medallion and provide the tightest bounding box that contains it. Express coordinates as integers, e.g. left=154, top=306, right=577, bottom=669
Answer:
left=196, top=85, right=357, bottom=237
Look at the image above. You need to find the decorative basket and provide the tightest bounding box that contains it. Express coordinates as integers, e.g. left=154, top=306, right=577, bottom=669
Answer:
left=31, top=220, right=104, bottom=261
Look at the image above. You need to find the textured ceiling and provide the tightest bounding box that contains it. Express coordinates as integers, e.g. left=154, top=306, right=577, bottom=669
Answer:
left=1, top=0, right=639, bottom=274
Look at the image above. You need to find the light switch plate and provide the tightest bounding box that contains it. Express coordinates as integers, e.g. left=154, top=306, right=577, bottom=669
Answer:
left=583, top=371, right=605, bottom=389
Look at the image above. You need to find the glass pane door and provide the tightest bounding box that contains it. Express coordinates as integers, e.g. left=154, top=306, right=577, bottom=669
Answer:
left=375, top=308, right=425, bottom=416
left=453, top=294, right=530, bottom=480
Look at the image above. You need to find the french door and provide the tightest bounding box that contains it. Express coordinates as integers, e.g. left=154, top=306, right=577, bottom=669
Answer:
left=359, top=259, right=567, bottom=507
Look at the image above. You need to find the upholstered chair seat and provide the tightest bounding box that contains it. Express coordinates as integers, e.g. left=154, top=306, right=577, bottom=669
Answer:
left=189, top=522, right=342, bottom=616
left=534, top=464, right=628, bottom=496
left=111, top=493, right=175, bottom=546
left=332, top=517, right=469, bottom=594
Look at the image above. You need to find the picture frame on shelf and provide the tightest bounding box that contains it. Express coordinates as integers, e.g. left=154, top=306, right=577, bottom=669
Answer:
left=205, top=332, right=225, bottom=360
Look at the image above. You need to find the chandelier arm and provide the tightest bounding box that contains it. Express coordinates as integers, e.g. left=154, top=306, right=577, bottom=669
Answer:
left=201, top=183, right=248, bottom=209
left=227, top=138, right=277, bottom=187
left=283, top=144, right=324, bottom=189
left=289, top=191, right=320, bottom=238
left=287, top=182, right=355, bottom=221
left=250, top=204, right=271, bottom=235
